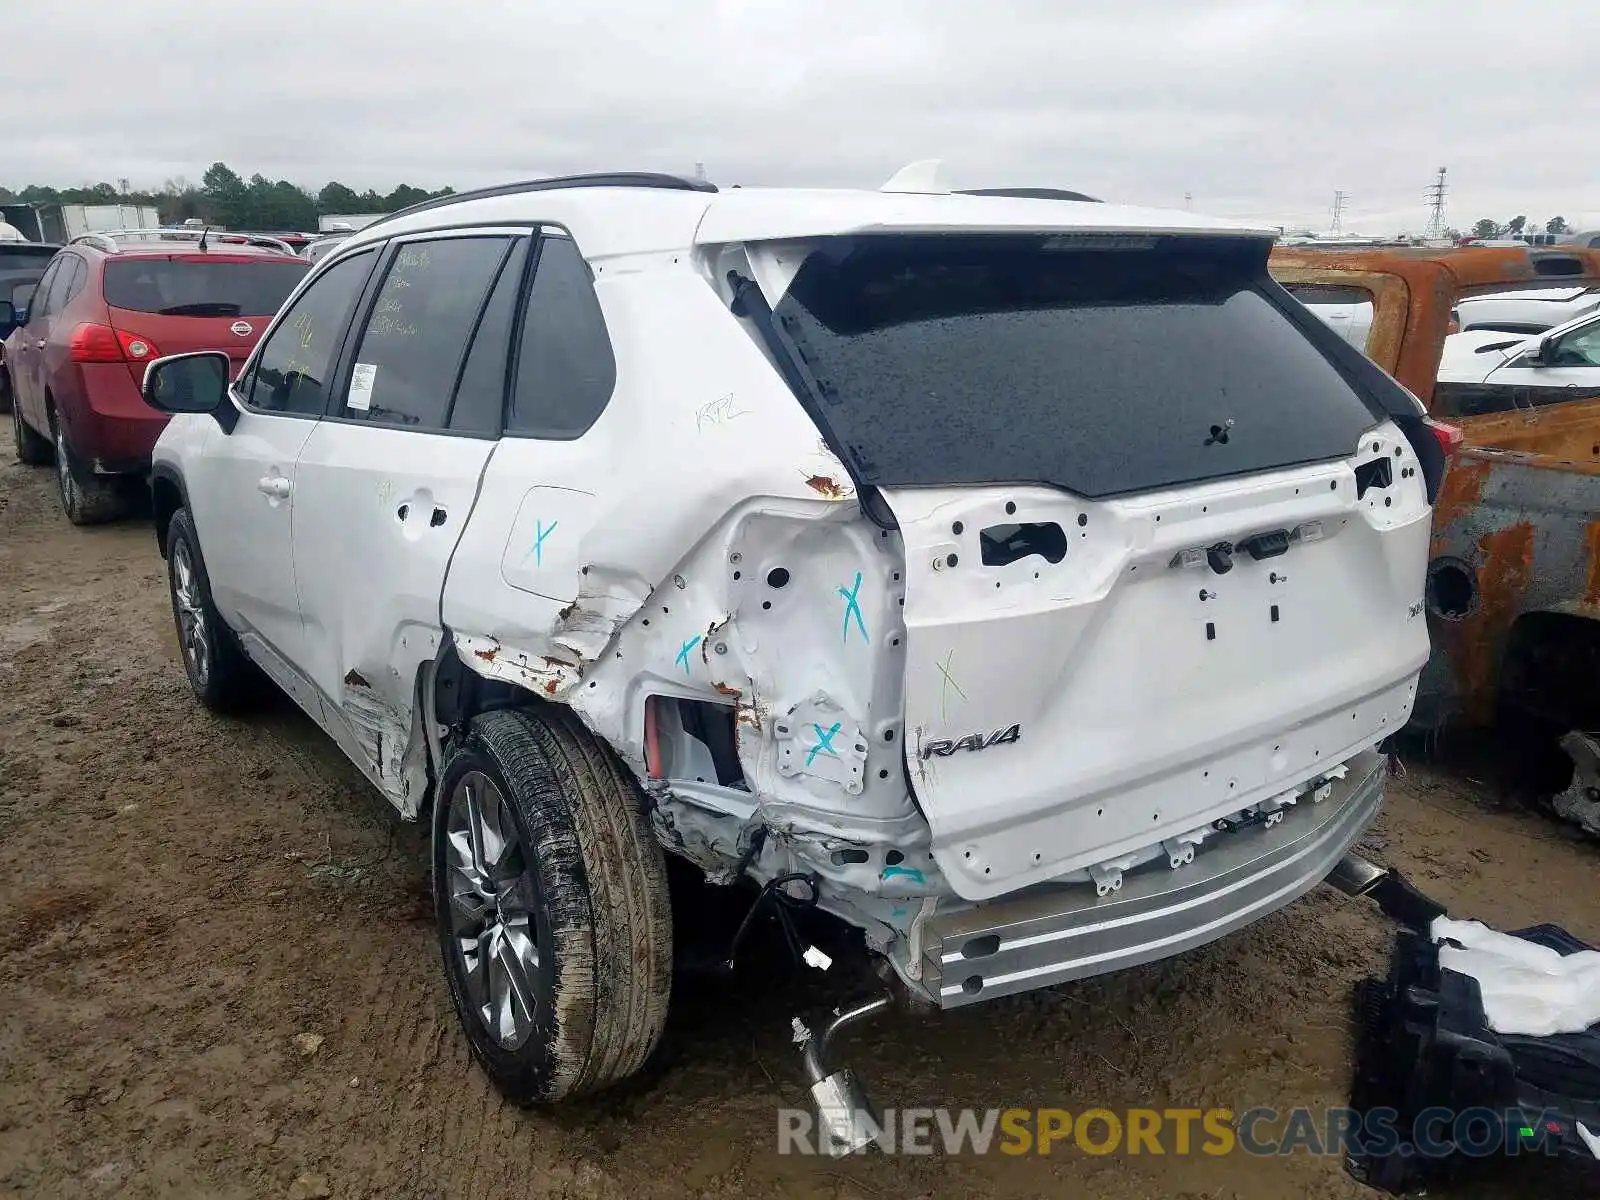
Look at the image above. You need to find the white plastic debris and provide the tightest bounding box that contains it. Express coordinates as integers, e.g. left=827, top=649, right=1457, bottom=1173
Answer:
left=1579, top=1122, right=1600, bottom=1161
left=1431, top=917, right=1600, bottom=1037
left=802, top=945, right=833, bottom=972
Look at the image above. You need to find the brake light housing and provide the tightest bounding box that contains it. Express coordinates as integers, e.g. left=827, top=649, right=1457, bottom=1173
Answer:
left=1427, top=417, right=1464, bottom=455
left=67, top=323, right=160, bottom=364
left=68, top=323, right=123, bottom=363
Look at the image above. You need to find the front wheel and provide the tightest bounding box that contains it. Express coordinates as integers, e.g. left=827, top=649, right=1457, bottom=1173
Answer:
left=165, top=508, right=260, bottom=712
left=433, top=706, right=673, bottom=1104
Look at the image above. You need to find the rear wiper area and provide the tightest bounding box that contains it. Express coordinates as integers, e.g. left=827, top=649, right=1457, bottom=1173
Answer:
left=156, top=302, right=242, bottom=317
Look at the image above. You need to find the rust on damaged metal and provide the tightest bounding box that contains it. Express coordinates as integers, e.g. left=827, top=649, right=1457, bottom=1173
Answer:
left=1270, top=245, right=1600, bottom=726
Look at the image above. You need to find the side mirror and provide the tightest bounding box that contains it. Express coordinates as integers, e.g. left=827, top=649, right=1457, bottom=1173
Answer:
left=1534, top=335, right=1557, bottom=366
left=142, top=351, right=235, bottom=430
left=0, top=300, right=13, bottom=327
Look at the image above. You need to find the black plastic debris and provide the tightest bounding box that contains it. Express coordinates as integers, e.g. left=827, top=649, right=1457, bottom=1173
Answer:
left=1347, top=917, right=1600, bottom=1194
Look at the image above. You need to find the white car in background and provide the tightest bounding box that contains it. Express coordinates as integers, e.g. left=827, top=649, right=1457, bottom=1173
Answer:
left=1288, top=285, right=1374, bottom=351
left=1435, top=307, right=1600, bottom=418
left=1454, top=285, right=1600, bottom=336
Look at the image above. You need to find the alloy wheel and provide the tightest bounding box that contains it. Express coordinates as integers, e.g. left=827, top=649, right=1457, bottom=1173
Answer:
left=445, top=770, right=541, bottom=1050
left=52, top=420, right=76, bottom=510
left=171, top=539, right=211, bottom=689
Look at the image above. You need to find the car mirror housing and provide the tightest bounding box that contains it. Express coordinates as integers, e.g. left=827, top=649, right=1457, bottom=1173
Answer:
left=142, top=351, right=236, bottom=430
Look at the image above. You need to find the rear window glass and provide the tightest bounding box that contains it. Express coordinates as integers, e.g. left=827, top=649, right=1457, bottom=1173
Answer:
left=104, top=258, right=309, bottom=317
left=771, top=235, right=1383, bottom=499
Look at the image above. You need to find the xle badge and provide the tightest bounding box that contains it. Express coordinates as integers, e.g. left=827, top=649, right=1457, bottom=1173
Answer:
left=920, top=724, right=1022, bottom=759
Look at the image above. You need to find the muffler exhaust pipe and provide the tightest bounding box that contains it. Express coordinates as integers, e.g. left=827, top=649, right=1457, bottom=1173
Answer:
left=1326, top=852, right=1387, bottom=898
left=797, top=994, right=892, bottom=1156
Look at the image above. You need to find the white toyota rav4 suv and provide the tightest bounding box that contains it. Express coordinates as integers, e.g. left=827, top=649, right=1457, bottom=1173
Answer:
left=141, top=171, right=1449, bottom=1108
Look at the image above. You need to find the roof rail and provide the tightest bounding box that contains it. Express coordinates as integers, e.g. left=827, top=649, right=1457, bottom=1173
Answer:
left=69, top=229, right=297, bottom=255
left=957, top=187, right=1103, bottom=203
left=366, top=172, right=718, bottom=231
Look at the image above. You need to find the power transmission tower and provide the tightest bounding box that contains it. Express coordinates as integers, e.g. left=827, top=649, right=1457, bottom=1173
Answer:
left=1184, top=191, right=1192, bottom=211
left=1424, top=167, right=1448, bottom=239
left=694, top=162, right=707, bottom=183
left=1330, top=189, right=1348, bottom=234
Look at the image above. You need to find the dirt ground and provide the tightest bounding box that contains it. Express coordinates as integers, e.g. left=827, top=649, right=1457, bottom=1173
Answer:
left=1, top=455, right=1598, bottom=1200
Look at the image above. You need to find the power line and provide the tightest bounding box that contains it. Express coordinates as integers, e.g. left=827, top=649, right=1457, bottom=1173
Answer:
left=1424, top=167, right=1448, bottom=239
left=1330, top=189, right=1348, bottom=234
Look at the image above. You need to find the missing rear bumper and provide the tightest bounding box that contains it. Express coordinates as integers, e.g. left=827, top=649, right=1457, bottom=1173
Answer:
left=914, top=749, right=1387, bottom=1007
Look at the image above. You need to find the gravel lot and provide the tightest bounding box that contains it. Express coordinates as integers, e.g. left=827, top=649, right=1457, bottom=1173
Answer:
left=1, top=455, right=1597, bottom=1199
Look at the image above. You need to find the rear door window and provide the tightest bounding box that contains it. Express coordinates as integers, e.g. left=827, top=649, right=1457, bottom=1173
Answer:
left=25, top=259, right=61, bottom=322
left=40, top=257, right=75, bottom=317
left=768, top=234, right=1383, bottom=499
left=104, top=258, right=308, bottom=317
left=338, top=236, right=513, bottom=429
left=448, top=239, right=529, bottom=435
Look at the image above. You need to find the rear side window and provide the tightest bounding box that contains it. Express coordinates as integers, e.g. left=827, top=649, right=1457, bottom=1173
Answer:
left=769, top=234, right=1383, bottom=499
left=245, top=250, right=375, bottom=416
left=506, top=235, right=616, bottom=438
left=340, top=237, right=512, bottom=428
left=104, top=258, right=308, bottom=317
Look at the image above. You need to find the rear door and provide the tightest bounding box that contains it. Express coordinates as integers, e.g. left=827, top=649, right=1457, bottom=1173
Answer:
left=101, top=252, right=309, bottom=385
left=763, top=233, right=1432, bottom=900
left=290, top=230, right=524, bottom=808
left=26, top=254, right=79, bottom=427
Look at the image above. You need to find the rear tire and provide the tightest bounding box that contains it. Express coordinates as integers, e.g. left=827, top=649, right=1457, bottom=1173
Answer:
left=50, top=407, right=127, bottom=525
left=165, top=508, right=260, bottom=713
left=12, top=397, right=50, bottom=465
left=432, top=706, right=673, bottom=1104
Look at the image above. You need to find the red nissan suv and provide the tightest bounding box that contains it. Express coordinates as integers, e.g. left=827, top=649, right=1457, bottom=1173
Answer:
left=3, top=230, right=308, bottom=523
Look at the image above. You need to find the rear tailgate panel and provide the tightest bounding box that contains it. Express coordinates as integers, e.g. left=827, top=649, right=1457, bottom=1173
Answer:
left=887, top=422, right=1430, bottom=901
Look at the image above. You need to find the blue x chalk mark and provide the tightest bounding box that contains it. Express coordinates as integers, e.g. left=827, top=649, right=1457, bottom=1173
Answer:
left=519, top=519, right=558, bottom=567
left=532, top=519, right=557, bottom=566
left=674, top=635, right=702, bottom=675
left=805, top=721, right=842, bottom=767
left=838, top=572, right=869, bottom=644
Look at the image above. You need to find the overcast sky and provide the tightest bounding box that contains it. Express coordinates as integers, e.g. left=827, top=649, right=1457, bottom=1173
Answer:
left=2, top=0, right=1593, bottom=235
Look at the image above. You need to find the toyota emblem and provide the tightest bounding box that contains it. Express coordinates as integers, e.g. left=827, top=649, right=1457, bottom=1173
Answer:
left=230, top=320, right=253, bottom=337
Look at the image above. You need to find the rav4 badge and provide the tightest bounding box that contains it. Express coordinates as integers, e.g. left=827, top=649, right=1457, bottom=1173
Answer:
left=921, top=724, right=1022, bottom=759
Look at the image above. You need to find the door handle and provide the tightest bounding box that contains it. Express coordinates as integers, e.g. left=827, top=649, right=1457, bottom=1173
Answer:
left=257, top=475, right=291, bottom=500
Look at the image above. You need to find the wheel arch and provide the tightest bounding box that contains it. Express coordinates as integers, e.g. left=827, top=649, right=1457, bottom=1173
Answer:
left=150, top=464, right=188, bottom=559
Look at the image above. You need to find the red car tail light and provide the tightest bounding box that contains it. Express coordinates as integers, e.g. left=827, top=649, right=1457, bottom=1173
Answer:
left=1426, top=417, right=1464, bottom=455
left=67, top=323, right=162, bottom=363
left=116, top=329, right=161, bottom=361
left=68, top=322, right=124, bottom=363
